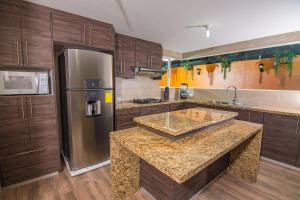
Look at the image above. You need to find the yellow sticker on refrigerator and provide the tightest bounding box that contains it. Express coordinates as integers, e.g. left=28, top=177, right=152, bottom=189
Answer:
left=105, top=91, right=112, bottom=103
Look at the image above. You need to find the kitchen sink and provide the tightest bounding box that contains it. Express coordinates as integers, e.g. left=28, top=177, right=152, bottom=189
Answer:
left=208, top=100, right=242, bottom=106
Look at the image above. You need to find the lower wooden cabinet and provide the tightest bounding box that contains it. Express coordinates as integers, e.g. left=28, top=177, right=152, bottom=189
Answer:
left=0, top=95, right=60, bottom=186
left=116, top=107, right=140, bottom=130
left=170, top=102, right=186, bottom=111
left=140, top=104, right=170, bottom=116
left=1, top=147, right=60, bottom=186
left=262, top=113, right=299, bottom=165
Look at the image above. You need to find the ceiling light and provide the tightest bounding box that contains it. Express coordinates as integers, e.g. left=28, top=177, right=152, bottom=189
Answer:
left=185, top=24, right=212, bottom=38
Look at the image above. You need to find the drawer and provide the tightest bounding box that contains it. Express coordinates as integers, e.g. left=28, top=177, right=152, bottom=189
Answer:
left=1, top=147, right=61, bottom=186
left=116, top=107, right=140, bottom=116
left=170, top=103, right=186, bottom=111
left=116, top=122, right=136, bottom=130
left=140, top=104, right=170, bottom=116
left=185, top=103, right=200, bottom=108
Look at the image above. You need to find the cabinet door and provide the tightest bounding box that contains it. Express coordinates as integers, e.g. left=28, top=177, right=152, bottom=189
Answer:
left=0, top=0, right=22, bottom=66
left=0, top=96, right=30, bottom=147
left=170, top=103, right=186, bottom=111
left=236, top=109, right=249, bottom=121
left=297, top=130, right=300, bottom=167
left=262, top=113, right=299, bottom=165
left=114, top=34, right=123, bottom=77
left=52, top=10, right=85, bottom=45
left=140, top=104, right=170, bottom=116
left=149, top=44, right=162, bottom=70
left=122, top=36, right=136, bottom=78
left=26, top=95, right=57, bottom=119
left=86, top=19, right=114, bottom=50
left=249, top=111, right=263, bottom=124
left=116, top=107, right=140, bottom=130
left=20, top=1, right=52, bottom=68
left=136, top=39, right=150, bottom=67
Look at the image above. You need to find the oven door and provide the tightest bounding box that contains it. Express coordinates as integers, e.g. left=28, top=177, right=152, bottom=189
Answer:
left=0, top=71, right=39, bottom=95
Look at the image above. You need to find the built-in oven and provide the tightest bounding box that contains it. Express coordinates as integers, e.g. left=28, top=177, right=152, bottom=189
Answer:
left=0, top=70, right=50, bottom=95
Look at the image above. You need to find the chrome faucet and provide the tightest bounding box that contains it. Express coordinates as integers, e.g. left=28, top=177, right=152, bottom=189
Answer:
left=226, top=86, right=239, bottom=105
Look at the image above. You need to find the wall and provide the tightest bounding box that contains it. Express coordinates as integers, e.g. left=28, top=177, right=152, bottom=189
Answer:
left=167, top=88, right=300, bottom=108
left=115, top=77, right=161, bottom=102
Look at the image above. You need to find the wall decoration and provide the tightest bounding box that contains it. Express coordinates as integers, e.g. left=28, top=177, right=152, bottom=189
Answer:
left=219, top=57, right=232, bottom=79
left=206, top=64, right=218, bottom=85
left=160, top=43, right=300, bottom=90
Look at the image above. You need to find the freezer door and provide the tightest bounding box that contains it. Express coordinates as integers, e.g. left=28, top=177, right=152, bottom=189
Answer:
left=65, top=49, right=113, bottom=89
left=66, top=89, right=114, bottom=170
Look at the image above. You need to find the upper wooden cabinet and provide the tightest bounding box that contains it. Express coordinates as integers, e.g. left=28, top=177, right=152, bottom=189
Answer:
left=0, top=0, right=52, bottom=68
left=20, top=1, right=52, bottom=68
left=115, top=34, right=136, bottom=78
left=0, top=0, right=22, bottom=66
left=136, top=39, right=162, bottom=70
left=52, top=10, right=114, bottom=51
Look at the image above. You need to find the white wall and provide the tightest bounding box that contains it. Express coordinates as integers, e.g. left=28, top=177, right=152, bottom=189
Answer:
left=115, top=77, right=161, bottom=102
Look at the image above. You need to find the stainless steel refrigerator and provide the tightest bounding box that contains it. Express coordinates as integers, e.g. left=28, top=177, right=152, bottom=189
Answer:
left=58, top=49, right=114, bottom=174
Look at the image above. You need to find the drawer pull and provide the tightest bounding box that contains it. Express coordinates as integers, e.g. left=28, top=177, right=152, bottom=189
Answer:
left=16, top=148, right=46, bottom=156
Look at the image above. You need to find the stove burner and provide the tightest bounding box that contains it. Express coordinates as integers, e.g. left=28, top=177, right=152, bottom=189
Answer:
left=132, top=98, right=162, bottom=104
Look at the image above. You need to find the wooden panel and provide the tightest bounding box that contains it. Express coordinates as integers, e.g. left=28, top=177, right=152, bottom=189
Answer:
left=236, top=109, right=250, bottom=121
left=114, top=34, right=123, bottom=77
left=135, top=39, right=150, bottom=67
left=140, top=104, right=170, bottom=116
left=140, top=153, right=229, bottom=200
left=149, top=44, right=162, bottom=70
left=262, top=113, right=299, bottom=165
left=0, top=119, right=29, bottom=148
left=185, top=102, right=200, bottom=108
left=0, top=0, right=22, bottom=66
left=86, top=19, right=114, bottom=50
left=52, top=10, right=85, bottom=45
left=122, top=35, right=136, bottom=78
left=170, top=102, right=186, bottom=111
left=0, top=96, right=25, bottom=121
left=116, top=107, right=140, bottom=130
left=249, top=111, right=264, bottom=123
left=20, top=2, right=52, bottom=68
left=297, top=129, right=300, bottom=167
left=26, top=95, right=56, bottom=119
left=1, top=147, right=60, bottom=186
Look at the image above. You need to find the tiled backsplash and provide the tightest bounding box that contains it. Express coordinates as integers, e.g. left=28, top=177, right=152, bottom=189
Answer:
left=168, top=88, right=300, bottom=108
left=115, top=77, right=161, bottom=102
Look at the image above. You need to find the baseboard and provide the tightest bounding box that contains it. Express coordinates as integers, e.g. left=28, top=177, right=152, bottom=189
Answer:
left=62, top=155, right=111, bottom=176
left=2, top=172, right=59, bottom=190
left=261, top=156, right=300, bottom=171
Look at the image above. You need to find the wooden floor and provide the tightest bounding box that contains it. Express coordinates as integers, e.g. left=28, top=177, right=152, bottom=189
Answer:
left=1, top=160, right=300, bottom=200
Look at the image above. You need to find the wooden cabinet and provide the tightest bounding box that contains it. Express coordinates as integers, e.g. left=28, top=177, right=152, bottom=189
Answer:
left=135, top=39, right=162, bottom=69
left=236, top=109, right=250, bottom=121
left=20, top=1, right=52, bottom=68
left=185, top=102, right=200, bottom=108
left=85, top=19, right=114, bottom=50
left=0, top=95, right=60, bottom=186
left=0, top=0, right=22, bottom=66
left=140, top=104, right=170, bottom=116
left=262, top=113, right=299, bottom=165
left=0, top=1, right=52, bottom=68
left=52, top=10, right=85, bottom=45
left=170, top=102, right=186, bottom=111
left=115, top=34, right=136, bottom=78
left=249, top=111, right=263, bottom=123
left=297, top=130, right=300, bottom=167
left=52, top=10, right=114, bottom=50
left=116, top=107, right=140, bottom=130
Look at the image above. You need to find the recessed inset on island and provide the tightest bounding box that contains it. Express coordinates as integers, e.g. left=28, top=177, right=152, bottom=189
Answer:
left=134, top=108, right=238, bottom=140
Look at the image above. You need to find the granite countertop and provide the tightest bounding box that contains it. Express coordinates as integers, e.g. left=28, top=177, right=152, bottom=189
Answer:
left=133, top=108, right=238, bottom=137
left=116, top=99, right=300, bottom=117
left=110, top=120, right=262, bottom=183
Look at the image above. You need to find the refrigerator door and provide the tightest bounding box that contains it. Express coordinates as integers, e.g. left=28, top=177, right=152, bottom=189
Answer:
left=65, top=49, right=113, bottom=89
left=66, top=89, right=114, bottom=170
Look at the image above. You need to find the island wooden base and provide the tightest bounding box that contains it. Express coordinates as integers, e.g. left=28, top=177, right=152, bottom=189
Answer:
left=110, top=129, right=262, bottom=200
left=141, top=154, right=229, bottom=200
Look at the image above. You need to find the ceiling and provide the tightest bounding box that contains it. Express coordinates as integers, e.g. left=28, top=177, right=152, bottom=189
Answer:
left=26, top=0, right=300, bottom=53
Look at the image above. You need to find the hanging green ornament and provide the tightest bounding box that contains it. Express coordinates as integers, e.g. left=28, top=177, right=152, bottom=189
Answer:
left=287, top=51, right=296, bottom=77
left=273, top=51, right=281, bottom=76
left=219, top=57, right=232, bottom=79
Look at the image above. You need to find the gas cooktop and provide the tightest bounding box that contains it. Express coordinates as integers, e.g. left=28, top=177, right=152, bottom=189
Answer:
left=132, top=98, right=163, bottom=104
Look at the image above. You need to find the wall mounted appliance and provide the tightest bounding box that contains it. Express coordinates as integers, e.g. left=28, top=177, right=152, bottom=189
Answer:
left=0, top=70, right=49, bottom=95
left=59, top=49, right=114, bottom=176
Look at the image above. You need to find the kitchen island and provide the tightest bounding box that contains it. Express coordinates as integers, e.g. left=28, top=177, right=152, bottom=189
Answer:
left=110, top=108, right=263, bottom=200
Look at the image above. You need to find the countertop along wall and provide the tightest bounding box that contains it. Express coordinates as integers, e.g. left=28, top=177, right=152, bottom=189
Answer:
left=115, top=77, right=161, bottom=102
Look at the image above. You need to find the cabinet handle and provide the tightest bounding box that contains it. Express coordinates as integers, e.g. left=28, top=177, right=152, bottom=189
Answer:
left=83, top=24, right=86, bottom=45
left=150, top=56, right=153, bottom=68
left=89, top=26, right=92, bottom=46
left=21, top=97, right=25, bottom=119
left=120, top=58, right=123, bottom=74
left=29, top=97, right=33, bottom=117
left=25, top=41, right=29, bottom=65
left=147, top=56, right=149, bottom=68
left=16, top=40, right=20, bottom=65
left=16, top=148, right=46, bottom=156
